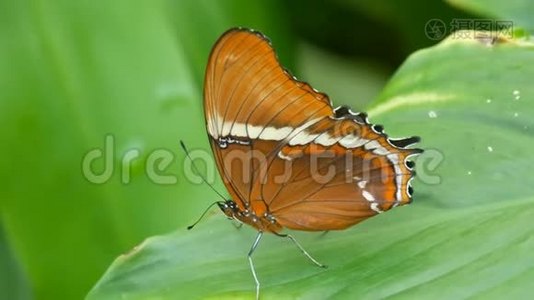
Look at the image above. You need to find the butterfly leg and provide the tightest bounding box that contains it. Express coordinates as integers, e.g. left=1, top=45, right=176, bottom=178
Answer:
left=232, top=220, right=244, bottom=230
left=276, top=233, right=327, bottom=269
left=248, top=231, right=263, bottom=300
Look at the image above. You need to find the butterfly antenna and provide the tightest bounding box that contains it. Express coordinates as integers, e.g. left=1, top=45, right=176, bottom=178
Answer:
left=180, top=140, right=227, bottom=201
left=186, top=201, right=223, bottom=230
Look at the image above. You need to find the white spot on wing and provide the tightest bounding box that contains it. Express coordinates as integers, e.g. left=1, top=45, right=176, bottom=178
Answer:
left=371, top=203, right=383, bottom=213
left=247, top=124, right=264, bottom=139
left=288, top=131, right=319, bottom=145
left=386, top=153, right=403, bottom=203
left=373, top=146, right=390, bottom=156
left=277, top=151, right=293, bottom=161
left=365, top=140, right=392, bottom=155
left=357, top=180, right=367, bottom=189
left=285, top=118, right=323, bottom=142
left=364, top=140, right=380, bottom=150
left=207, top=118, right=217, bottom=138
left=259, top=126, right=292, bottom=140
left=362, top=190, right=375, bottom=201
left=339, top=134, right=367, bottom=148
left=314, top=133, right=338, bottom=146
left=361, top=189, right=383, bottom=214
left=216, top=116, right=224, bottom=137
left=221, top=121, right=232, bottom=137
left=386, top=153, right=399, bottom=165
left=230, top=123, right=248, bottom=137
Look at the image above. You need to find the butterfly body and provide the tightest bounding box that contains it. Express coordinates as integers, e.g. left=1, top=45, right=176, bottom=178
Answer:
left=218, top=200, right=283, bottom=233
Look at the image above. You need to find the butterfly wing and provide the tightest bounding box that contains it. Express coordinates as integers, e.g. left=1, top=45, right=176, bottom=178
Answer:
left=204, top=28, right=421, bottom=230
left=257, top=115, right=420, bottom=231
left=204, top=28, right=331, bottom=211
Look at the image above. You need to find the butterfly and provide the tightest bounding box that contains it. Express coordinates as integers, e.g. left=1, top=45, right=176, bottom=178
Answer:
left=195, top=27, right=421, bottom=299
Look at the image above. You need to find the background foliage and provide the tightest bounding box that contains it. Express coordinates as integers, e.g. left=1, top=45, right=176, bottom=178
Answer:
left=1, top=0, right=532, bottom=299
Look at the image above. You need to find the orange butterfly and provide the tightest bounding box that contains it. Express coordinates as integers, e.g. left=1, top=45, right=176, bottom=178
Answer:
left=190, top=28, right=421, bottom=299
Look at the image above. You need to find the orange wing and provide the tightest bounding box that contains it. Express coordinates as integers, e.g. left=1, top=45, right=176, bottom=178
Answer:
left=203, top=28, right=421, bottom=231
left=204, top=28, right=331, bottom=211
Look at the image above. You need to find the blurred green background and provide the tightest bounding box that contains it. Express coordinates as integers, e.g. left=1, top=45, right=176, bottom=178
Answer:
left=1, top=0, right=533, bottom=299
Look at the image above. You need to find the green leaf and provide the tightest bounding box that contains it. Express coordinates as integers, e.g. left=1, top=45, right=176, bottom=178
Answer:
left=447, top=0, right=534, bottom=32
left=369, top=37, right=534, bottom=207
left=87, top=36, right=534, bottom=298
left=296, top=43, right=390, bottom=110
left=0, top=222, right=32, bottom=300
left=0, top=0, right=291, bottom=299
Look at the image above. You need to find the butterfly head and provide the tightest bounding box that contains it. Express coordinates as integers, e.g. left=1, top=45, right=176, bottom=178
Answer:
left=217, top=200, right=239, bottom=218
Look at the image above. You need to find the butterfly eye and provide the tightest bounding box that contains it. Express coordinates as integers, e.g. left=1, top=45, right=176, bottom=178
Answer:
left=225, top=201, right=233, bottom=209
left=216, top=202, right=227, bottom=211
